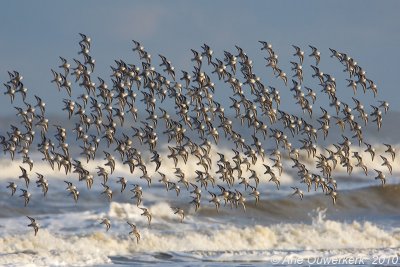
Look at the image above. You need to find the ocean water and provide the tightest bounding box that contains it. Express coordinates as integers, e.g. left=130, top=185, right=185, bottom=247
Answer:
left=1, top=36, right=400, bottom=266
left=1, top=140, right=400, bottom=266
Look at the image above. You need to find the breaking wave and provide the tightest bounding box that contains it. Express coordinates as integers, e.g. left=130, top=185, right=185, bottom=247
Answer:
left=1, top=208, right=399, bottom=266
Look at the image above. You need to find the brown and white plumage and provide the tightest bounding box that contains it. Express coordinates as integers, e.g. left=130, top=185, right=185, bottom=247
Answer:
left=27, top=216, right=39, bottom=236
left=100, top=218, right=111, bottom=231
left=127, top=221, right=141, bottom=243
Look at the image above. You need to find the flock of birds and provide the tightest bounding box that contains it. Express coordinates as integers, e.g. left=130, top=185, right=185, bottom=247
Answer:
left=1, top=34, right=396, bottom=242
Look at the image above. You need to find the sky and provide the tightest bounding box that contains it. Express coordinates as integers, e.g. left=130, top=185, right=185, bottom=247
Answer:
left=0, top=0, right=399, bottom=115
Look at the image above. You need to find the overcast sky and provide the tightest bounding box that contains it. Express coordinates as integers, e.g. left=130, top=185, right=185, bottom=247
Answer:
left=0, top=0, right=399, bottom=115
